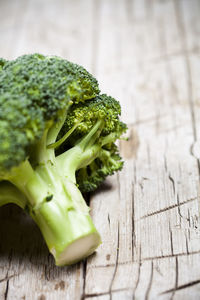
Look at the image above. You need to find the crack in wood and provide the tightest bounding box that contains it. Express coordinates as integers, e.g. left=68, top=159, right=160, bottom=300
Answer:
left=87, top=250, right=200, bottom=270
left=176, top=194, right=184, bottom=221
left=142, top=250, right=200, bottom=262
left=191, top=214, right=199, bottom=230
left=185, top=230, right=189, bottom=254
left=170, top=257, right=178, bottom=300
left=108, top=213, right=111, bottom=227
left=0, top=274, right=16, bottom=284
left=44, top=264, right=50, bottom=282
left=81, top=192, right=92, bottom=300
left=44, top=253, right=52, bottom=281
left=132, top=244, right=142, bottom=299
left=86, top=260, right=133, bottom=270
left=131, top=182, right=135, bottom=262
left=187, top=209, right=191, bottom=228
left=168, top=172, right=184, bottom=222
left=140, top=197, right=197, bottom=219
left=81, top=260, right=87, bottom=300
left=164, top=156, right=168, bottom=173
left=169, top=221, right=174, bottom=256
left=3, top=248, right=13, bottom=299
left=4, top=279, right=9, bottom=300
left=84, top=287, right=133, bottom=298
left=161, top=279, right=200, bottom=294
left=188, top=227, right=191, bottom=241
left=168, top=174, right=175, bottom=195
left=109, top=222, right=120, bottom=300
left=145, top=261, right=154, bottom=300
left=139, top=181, right=144, bottom=196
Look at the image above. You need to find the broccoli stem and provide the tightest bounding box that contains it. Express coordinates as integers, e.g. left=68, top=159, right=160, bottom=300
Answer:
left=0, top=182, right=27, bottom=209
left=32, top=126, right=55, bottom=165
left=2, top=117, right=104, bottom=266
left=32, top=106, right=71, bottom=165
left=46, top=109, right=69, bottom=146
left=8, top=159, right=101, bottom=266
left=30, top=175, right=101, bottom=266
left=56, top=120, right=121, bottom=182
left=9, top=160, right=50, bottom=207
left=35, top=164, right=101, bottom=265
left=47, top=120, right=82, bottom=150
left=56, top=120, right=104, bottom=181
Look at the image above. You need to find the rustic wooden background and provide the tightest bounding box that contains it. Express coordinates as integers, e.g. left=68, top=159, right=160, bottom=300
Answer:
left=0, top=0, right=200, bottom=299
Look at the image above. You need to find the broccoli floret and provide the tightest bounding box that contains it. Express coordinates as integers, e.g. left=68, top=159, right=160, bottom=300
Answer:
left=0, top=54, right=126, bottom=266
left=0, top=54, right=99, bottom=118
left=0, top=58, right=7, bottom=71
left=55, top=94, right=127, bottom=191
left=76, top=144, right=123, bottom=193
left=0, top=94, right=44, bottom=173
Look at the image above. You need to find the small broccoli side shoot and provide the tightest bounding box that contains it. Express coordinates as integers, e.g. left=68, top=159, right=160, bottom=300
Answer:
left=55, top=94, right=127, bottom=189
left=76, top=143, right=124, bottom=193
left=0, top=54, right=126, bottom=266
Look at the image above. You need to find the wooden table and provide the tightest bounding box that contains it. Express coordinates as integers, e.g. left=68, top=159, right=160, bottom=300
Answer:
left=0, top=0, right=200, bottom=299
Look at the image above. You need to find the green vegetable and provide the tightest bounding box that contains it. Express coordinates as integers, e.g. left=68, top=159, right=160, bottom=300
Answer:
left=0, top=54, right=127, bottom=266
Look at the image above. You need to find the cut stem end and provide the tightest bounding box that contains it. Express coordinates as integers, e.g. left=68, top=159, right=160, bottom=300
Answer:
left=53, top=231, right=101, bottom=266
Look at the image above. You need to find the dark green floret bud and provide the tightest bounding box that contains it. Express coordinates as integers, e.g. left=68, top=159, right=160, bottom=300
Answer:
left=0, top=58, right=7, bottom=71
left=62, top=94, right=122, bottom=137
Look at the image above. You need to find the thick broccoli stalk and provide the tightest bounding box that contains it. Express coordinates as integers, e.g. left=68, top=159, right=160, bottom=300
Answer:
left=0, top=54, right=126, bottom=266
left=6, top=158, right=100, bottom=266
left=1, top=156, right=100, bottom=265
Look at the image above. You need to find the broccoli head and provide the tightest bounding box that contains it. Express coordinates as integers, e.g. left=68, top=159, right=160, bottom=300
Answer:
left=0, top=54, right=99, bottom=175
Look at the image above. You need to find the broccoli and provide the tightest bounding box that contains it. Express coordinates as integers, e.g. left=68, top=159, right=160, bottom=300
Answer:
left=0, top=54, right=127, bottom=266
left=56, top=94, right=127, bottom=192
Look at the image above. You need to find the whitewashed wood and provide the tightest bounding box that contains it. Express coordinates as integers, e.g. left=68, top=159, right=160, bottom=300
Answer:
left=87, top=0, right=200, bottom=298
left=0, top=0, right=200, bottom=299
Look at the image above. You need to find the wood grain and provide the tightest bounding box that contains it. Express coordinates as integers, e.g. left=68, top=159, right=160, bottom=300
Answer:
left=0, top=0, right=200, bottom=299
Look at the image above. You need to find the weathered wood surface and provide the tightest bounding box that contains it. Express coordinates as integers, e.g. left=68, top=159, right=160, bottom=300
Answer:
left=0, top=0, right=200, bottom=299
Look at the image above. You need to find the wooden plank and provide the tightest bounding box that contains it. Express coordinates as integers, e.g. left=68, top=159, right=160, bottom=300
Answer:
left=86, top=0, right=200, bottom=298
